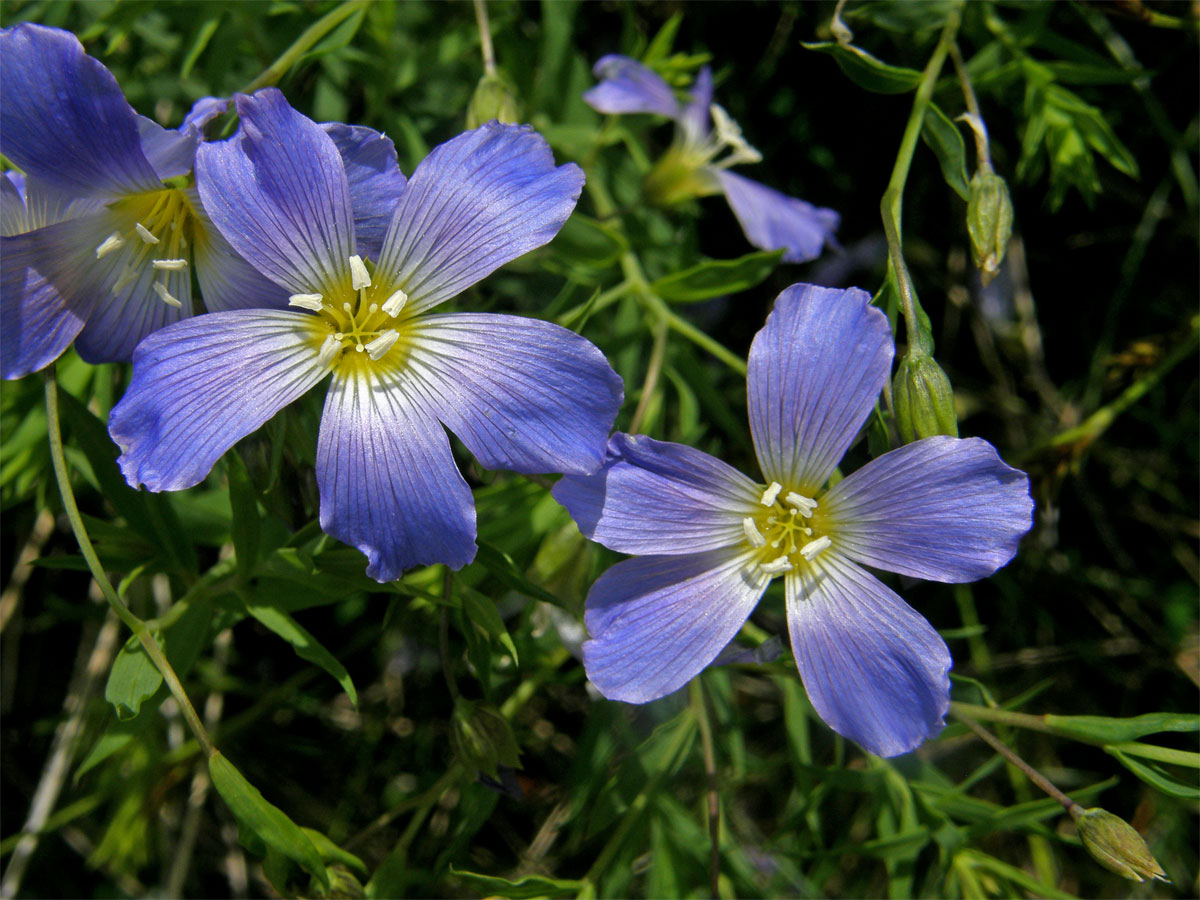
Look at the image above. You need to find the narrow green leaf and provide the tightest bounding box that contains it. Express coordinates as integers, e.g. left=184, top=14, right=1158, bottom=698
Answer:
left=1107, top=748, right=1200, bottom=800
left=553, top=213, right=628, bottom=269
left=801, top=42, right=922, bottom=94
left=300, top=828, right=368, bottom=878
left=226, top=452, right=262, bottom=577
left=104, top=635, right=163, bottom=720
left=643, top=12, right=683, bottom=65
left=921, top=102, right=971, bottom=201
left=209, top=751, right=330, bottom=889
left=650, top=249, right=784, bottom=303
left=180, top=16, right=221, bottom=78
left=246, top=604, right=357, bottom=707
left=450, top=867, right=585, bottom=899
left=474, top=541, right=563, bottom=607
left=1044, top=712, right=1199, bottom=744
left=460, top=587, right=519, bottom=666
left=75, top=716, right=150, bottom=780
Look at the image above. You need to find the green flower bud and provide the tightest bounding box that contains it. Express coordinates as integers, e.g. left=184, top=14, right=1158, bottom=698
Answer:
left=966, top=169, right=1013, bottom=286
left=466, top=72, right=520, bottom=129
left=892, top=353, right=958, bottom=444
left=450, top=698, right=521, bottom=778
left=1074, top=807, right=1169, bottom=883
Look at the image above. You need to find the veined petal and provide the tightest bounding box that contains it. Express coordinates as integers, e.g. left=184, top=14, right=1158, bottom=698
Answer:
left=323, top=123, right=407, bottom=261
left=109, top=310, right=327, bottom=491
left=197, top=89, right=354, bottom=296
left=0, top=230, right=89, bottom=378
left=748, top=284, right=893, bottom=492
left=584, top=55, right=682, bottom=120
left=191, top=190, right=290, bottom=313
left=375, top=123, right=583, bottom=315
left=714, top=170, right=839, bottom=264
left=137, top=115, right=199, bottom=181
left=583, top=547, right=766, bottom=703
left=822, top=436, right=1034, bottom=582
left=402, top=312, right=622, bottom=476
left=0, top=24, right=159, bottom=197
left=678, top=66, right=713, bottom=144
left=182, top=96, right=230, bottom=132
left=317, top=369, right=476, bottom=582
left=553, top=432, right=760, bottom=555
left=786, top=553, right=951, bottom=757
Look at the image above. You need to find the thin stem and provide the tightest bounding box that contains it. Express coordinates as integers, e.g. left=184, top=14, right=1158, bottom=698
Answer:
left=949, top=40, right=991, bottom=171
left=952, top=706, right=1080, bottom=815
left=880, top=7, right=961, bottom=356
left=690, top=679, right=721, bottom=899
left=439, top=569, right=460, bottom=702
left=628, top=320, right=669, bottom=435
left=473, top=0, right=497, bottom=77
left=240, top=1, right=368, bottom=93
left=43, top=367, right=214, bottom=758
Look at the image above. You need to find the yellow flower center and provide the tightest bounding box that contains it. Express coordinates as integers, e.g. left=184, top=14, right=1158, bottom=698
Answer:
left=100, top=187, right=203, bottom=309
left=741, top=481, right=832, bottom=588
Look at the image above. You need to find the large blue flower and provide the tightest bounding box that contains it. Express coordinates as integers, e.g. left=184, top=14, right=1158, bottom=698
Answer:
left=554, top=284, right=1033, bottom=757
left=108, top=90, right=623, bottom=582
left=585, top=55, right=839, bottom=263
left=0, top=24, right=290, bottom=378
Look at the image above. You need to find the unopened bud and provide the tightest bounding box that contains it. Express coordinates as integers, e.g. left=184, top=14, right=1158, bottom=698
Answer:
left=466, top=72, right=520, bottom=129
left=1074, top=807, right=1169, bottom=883
left=966, top=170, right=1013, bottom=286
left=892, top=353, right=958, bottom=444
left=450, top=698, right=521, bottom=778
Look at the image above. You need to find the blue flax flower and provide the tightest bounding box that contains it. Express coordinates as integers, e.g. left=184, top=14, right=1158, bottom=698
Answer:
left=0, top=24, right=290, bottom=378
left=109, top=90, right=623, bottom=582
left=585, top=55, right=839, bottom=263
left=554, top=284, right=1033, bottom=757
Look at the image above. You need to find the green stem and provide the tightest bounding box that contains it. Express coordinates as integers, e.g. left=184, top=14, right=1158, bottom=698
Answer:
left=473, top=0, right=496, bottom=77
left=879, top=7, right=961, bottom=356
left=240, top=1, right=368, bottom=93
left=43, top=368, right=214, bottom=758
left=1108, top=742, right=1200, bottom=768
left=690, top=680, right=721, bottom=899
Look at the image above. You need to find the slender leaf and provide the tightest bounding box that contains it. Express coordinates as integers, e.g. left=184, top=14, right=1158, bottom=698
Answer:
left=1044, top=712, right=1199, bottom=744
left=802, top=41, right=922, bottom=94
left=104, top=635, right=163, bottom=720
left=450, top=866, right=585, bottom=898
left=1107, top=748, right=1200, bottom=800
left=921, top=101, right=971, bottom=201
left=246, top=603, right=358, bottom=707
left=651, top=250, right=784, bottom=303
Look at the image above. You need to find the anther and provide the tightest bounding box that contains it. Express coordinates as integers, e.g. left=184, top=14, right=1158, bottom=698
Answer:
left=382, top=289, right=408, bottom=317
left=135, top=223, right=159, bottom=245
left=288, top=293, right=325, bottom=311
left=799, top=536, right=832, bottom=561
left=152, top=258, right=188, bottom=271
left=342, top=302, right=353, bottom=313
left=349, top=254, right=371, bottom=290
left=95, top=232, right=125, bottom=258
left=742, top=517, right=766, bottom=548
left=333, top=332, right=345, bottom=341
left=759, top=556, right=793, bottom=576
left=784, top=492, right=817, bottom=518
left=152, top=281, right=181, bottom=309
left=365, top=329, right=400, bottom=361
left=760, top=482, right=783, bottom=506
left=355, top=342, right=365, bottom=352
left=317, top=334, right=342, bottom=367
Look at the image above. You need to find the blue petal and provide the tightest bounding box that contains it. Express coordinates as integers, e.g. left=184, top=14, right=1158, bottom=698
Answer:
left=822, top=436, right=1034, bottom=582
left=583, top=548, right=766, bottom=703
left=404, top=312, right=621, bottom=476
left=317, top=369, right=476, bottom=581
left=1, top=229, right=89, bottom=378
left=714, top=170, right=839, bottom=264
left=0, top=24, right=159, bottom=197
left=323, top=123, right=407, bottom=262
left=748, top=283, right=893, bottom=492
left=786, top=554, right=951, bottom=757
left=553, top=432, right=759, bottom=555
left=109, top=310, right=327, bottom=490
left=196, top=89, right=355, bottom=296
left=137, top=116, right=199, bottom=181
left=678, top=66, right=713, bottom=143
left=584, top=55, right=681, bottom=120
left=375, top=123, right=583, bottom=315
left=191, top=189, right=290, bottom=313
left=181, top=96, right=229, bottom=132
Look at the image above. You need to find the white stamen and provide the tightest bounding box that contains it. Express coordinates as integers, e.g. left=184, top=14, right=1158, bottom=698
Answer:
left=742, top=517, right=766, bottom=548
left=382, top=289, right=408, bottom=317
left=758, top=555, right=793, bottom=576
left=152, top=258, right=188, bottom=271
left=152, top=281, right=181, bottom=308
left=784, top=492, right=818, bottom=518
left=111, top=267, right=138, bottom=295
left=760, top=482, right=783, bottom=506
left=349, top=254, right=371, bottom=290
left=799, top=536, right=832, bottom=561
left=355, top=342, right=365, bottom=352
left=95, top=232, right=125, bottom=258
left=343, top=302, right=353, bottom=313
left=368, top=303, right=378, bottom=314
left=317, top=334, right=342, bottom=367
left=365, top=329, right=400, bottom=361
left=710, top=103, right=762, bottom=166
left=135, top=222, right=159, bottom=244
left=333, top=332, right=345, bottom=341
left=288, top=293, right=325, bottom=311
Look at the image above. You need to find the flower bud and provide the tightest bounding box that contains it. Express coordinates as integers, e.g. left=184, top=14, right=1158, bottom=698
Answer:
left=466, top=72, right=520, bottom=129
left=1074, top=807, right=1169, bottom=883
left=450, top=698, right=521, bottom=778
left=966, top=170, right=1013, bottom=286
left=892, top=353, right=958, bottom=444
